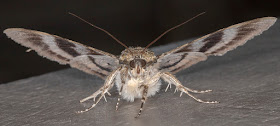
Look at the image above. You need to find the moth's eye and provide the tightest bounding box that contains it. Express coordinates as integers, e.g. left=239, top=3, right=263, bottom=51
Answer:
left=129, top=60, right=136, bottom=68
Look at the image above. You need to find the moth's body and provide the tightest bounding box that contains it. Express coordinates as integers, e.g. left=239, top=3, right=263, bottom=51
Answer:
left=116, top=47, right=160, bottom=102
left=3, top=16, right=277, bottom=117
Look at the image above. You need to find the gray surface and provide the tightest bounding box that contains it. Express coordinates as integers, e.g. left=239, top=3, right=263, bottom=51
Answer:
left=1, top=19, right=280, bottom=126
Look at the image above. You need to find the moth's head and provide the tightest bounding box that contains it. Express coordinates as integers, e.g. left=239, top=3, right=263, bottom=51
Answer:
left=119, top=47, right=157, bottom=76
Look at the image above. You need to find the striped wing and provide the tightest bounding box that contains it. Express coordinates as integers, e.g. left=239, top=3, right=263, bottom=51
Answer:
left=158, top=17, right=277, bottom=73
left=4, top=28, right=119, bottom=79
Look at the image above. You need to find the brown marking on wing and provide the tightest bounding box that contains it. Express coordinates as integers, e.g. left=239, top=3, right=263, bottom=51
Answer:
left=55, top=37, right=80, bottom=57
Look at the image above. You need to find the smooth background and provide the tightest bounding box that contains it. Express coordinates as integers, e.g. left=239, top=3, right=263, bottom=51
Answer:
left=0, top=0, right=279, bottom=83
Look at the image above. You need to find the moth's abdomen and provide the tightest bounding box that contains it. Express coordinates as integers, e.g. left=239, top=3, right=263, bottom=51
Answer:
left=115, top=71, right=161, bottom=102
left=122, top=79, right=161, bottom=102
left=122, top=78, right=142, bottom=102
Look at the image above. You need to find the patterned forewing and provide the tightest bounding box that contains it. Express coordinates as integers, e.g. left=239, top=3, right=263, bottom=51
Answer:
left=4, top=28, right=119, bottom=79
left=158, top=17, right=276, bottom=73
left=170, top=17, right=277, bottom=56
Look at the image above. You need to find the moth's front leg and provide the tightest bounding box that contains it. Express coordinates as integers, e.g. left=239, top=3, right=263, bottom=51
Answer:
left=161, top=72, right=218, bottom=103
left=77, top=67, right=121, bottom=113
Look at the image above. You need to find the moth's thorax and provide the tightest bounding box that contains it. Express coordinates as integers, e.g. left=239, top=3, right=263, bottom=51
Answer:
left=119, top=47, right=157, bottom=63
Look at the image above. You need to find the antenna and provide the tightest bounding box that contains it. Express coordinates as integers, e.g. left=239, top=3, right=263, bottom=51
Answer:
left=69, top=12, right=131, bottom=51
left=142, top=12, right=206, bottom=52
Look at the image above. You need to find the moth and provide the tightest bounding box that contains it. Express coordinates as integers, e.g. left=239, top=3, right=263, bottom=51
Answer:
left=3, top=13, right=276, bottom=118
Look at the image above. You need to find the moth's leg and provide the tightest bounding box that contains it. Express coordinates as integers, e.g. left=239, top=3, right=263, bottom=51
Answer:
left=115, top=85, right=123, bottom=111
left=135, top=85, right=148, bottom=118
left=163, top=72, right=211, bottom=93
left=116, top=68, right=127, bottom=111
left=77, top=91, right=106, bottom=113
left=161, top=72, right=218, bottom=103
left=79, top=84, right=113, bottom=103
left=165, top=83, right=172, bottom=92
left=77, top=68, right=120, bottom=113
left=164, top=79, right=210, bottom=93
left=79, top=88, right=102, bottom=103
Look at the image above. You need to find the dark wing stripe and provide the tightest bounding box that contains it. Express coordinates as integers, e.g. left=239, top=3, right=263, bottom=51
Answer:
left=84, top=65, right=107, bottom=78
left=88, top=56, right=111, bottom=72
left=47, top=50, right=70, bottom=62
left=158, top=52, right=207, bottom=73
left=199, top=31, right=224, bottom=52
left=24, top=33, right=72, bottom=63
left=212, top=24, right=255, bottom=54
left=173, top=47, right=193, bottom=53
left=69, top=55, right=118, bottom=79
left=170, top=63, right=186, bottom=73
left=170, top=53, right=207, bottom=73
left=70, top=56, right=107, bottom=79
left=159, top=53, right=188, bottom=71
left=232, top=24, right=255, bottom=41
left=55, top=37, right=80, bottom=57
left=26, top=33, right=43, bottom=43
left=25, top=33, right=49, bottom=50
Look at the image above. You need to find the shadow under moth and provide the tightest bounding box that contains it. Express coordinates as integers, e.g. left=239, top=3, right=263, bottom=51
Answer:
left=3, top=13, right=276, bottom=117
